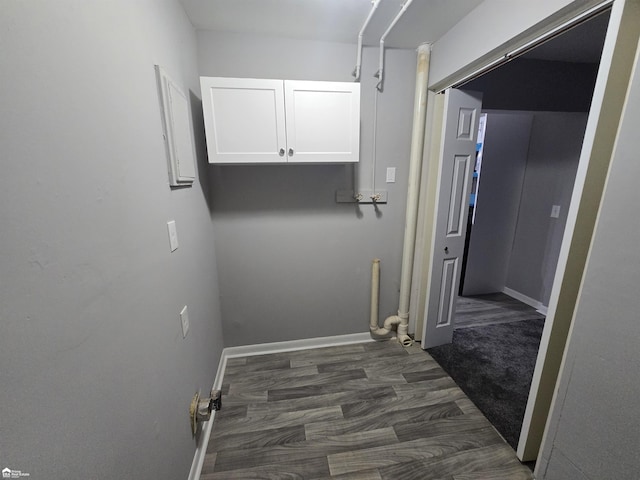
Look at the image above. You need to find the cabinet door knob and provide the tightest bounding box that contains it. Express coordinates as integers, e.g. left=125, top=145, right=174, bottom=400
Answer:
left=279, top=148, right=285, bottom=157
left=288, top=148, right=294, bottom=157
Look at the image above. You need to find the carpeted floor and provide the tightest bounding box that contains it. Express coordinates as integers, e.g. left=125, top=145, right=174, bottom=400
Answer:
left=427, top=317, right=545, bottom=450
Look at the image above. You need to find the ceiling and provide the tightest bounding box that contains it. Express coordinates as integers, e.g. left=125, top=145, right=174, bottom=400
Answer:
left=178, top=0, right=484, bottom=48
left=179, top=0, right=609, bottom=63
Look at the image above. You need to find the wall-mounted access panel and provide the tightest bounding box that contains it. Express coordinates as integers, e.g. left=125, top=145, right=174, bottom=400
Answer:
left=200, top=77, right=360, bottom=164
left=156, top=66, right=196, bottom=186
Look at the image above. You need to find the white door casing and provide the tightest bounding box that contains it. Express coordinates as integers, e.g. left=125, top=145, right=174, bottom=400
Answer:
left=421, top=89, right=482, bottom=349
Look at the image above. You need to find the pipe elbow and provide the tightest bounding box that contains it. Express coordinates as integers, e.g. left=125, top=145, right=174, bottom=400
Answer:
left=383, top=315, right=401, bottom=330
left=369, top=325, right=393, bottom=340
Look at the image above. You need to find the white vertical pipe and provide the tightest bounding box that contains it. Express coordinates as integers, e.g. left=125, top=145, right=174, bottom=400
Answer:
left=370, top=259, right=381, bottom=330
left=371, top=44, right=430, bottom=345
left=387, top=43, right=431, bottom=346
left=354, top=0, right=382, bottom=81
left=370, top=258, right=401, bottom=339
left=376, top=0, right=414, bottom=91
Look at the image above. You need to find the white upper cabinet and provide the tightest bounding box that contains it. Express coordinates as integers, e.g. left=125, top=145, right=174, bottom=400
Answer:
left=200, top=77, right=286, bottom=164
left=200, top=77, right=360, bottom=164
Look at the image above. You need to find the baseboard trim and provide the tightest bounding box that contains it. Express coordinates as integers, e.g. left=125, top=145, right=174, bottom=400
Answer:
left=223, top=332, right=374, bottom=359
left=502, top=287, right=548, bottom=315
left=187, top=332, right=373, bottom=479
left=187, top=349, right=227, bottom=480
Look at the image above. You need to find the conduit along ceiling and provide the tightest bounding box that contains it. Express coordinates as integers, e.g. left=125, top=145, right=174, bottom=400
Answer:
left=179, top=0, right=484, bottom=48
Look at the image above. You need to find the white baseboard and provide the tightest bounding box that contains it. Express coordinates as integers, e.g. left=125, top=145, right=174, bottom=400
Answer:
left=223, top=332, right=373, bottom=359
left=187, top=348, right=227, bottom=480
left=187, top=332, right=373, bottom=479
left=502, top=287, right=548, bottom=315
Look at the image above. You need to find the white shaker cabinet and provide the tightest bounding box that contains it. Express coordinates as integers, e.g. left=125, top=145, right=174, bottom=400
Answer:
left=200, top=77, right=360, bottom=164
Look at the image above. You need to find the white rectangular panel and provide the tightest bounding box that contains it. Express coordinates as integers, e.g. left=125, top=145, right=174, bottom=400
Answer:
left=457, top=107, right=477, bottom=140
left=447, top=155, right=471, bottom=236
left=284, top=80, right=360, bottom=163
left=436, top=258, right=458, bottom=326
left=156, top=66, right=196, bottom=186
left=200, top=77, right=286, bottom=164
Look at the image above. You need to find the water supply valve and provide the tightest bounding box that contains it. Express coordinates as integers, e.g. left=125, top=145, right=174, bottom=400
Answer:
left=189, top=389, right=222, bottom=435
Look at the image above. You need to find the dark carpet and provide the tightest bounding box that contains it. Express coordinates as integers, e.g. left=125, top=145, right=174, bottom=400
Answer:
left=427, top=318, right=545, bottom=450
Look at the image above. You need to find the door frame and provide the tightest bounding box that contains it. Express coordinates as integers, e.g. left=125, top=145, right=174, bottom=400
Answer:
left=410, top=0, right=640, bottom=464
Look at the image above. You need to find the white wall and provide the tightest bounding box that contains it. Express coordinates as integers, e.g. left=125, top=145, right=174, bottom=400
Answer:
left=196, top=30, right=417, bottom=346
left=463, top=112, right=532, bottom=295
left=539, top=37, right=640, bottom=480
left=463, top=111, right=587, bottom=303
left=0, top=1, right=224, bottom=478
left=506, top=113, right=588, bottom=305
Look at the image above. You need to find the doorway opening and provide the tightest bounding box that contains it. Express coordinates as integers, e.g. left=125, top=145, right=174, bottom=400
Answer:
left=423, top=8, right=609, bottom=463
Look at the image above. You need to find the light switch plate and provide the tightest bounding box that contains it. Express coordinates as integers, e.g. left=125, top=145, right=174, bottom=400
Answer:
left=167, top=220, right=179, bottom=252
left=180, top=305, right=189, bottom=338
left=386, top=167, right=396, bottom=183
left=551, top=205, right=561, bottom=218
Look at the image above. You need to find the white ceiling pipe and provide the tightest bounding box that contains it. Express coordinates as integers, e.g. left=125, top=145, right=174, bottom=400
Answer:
left=376, top=0, right=414, bottom=91
left=353, top=0, right=382, bottom=82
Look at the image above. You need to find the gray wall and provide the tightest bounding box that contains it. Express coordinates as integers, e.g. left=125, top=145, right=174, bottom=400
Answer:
left=506, top=112, right=588, bottom=305
left=539, top=41, right=640, bottom=480
left=428, top=0, right=599, bottom=88
left=197, top=31, right=417, bottom=346
left=463, top=112, right=533, bottom=295
left=0, top=1, right=224, bottom=478
left=463, top=111, right=587, bottom=304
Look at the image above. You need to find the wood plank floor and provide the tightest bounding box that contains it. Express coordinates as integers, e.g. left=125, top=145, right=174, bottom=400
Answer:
left=201, top=341, right=534, bottom=479
left=455, top=293, right=545, bottom=330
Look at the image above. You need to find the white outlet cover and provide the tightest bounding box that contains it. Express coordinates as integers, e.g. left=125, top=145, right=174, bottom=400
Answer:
left=180, top=306, right=189, bottom=338
left=550, top=205, right=561, bottom=218
left=167, top=220, right=179, bottom=252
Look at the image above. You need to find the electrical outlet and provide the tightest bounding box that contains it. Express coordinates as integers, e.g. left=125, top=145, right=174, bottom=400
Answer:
left=167, top=220, right=179, bottom=252
left=180, top=306, right=189, bottom=338
left=550, top=205, right=561, bottom=218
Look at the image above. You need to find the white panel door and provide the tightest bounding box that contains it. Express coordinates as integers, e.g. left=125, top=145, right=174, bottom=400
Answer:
left=422, top=89, right=482, bottom=349
left=200, top=77, right=287, bottom=164
left=284, top=80, right=360, bottom=163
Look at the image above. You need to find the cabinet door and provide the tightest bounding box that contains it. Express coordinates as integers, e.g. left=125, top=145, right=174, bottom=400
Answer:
left=200, top=77, right=287, bottom=164
left=284, top=81, right=360, bottom=163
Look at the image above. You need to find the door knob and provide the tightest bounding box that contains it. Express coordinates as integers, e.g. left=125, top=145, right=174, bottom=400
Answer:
left=279, top=148, right=285, bottom=157
left=444, top=246, right=449, bottom=253
left=288, top=148, right=294, bottom=157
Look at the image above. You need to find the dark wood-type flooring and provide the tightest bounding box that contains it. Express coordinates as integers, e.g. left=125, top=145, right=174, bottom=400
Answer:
left=200, top=340, right=533, bottom=479
left=455, top=293, right=545, bottom=330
